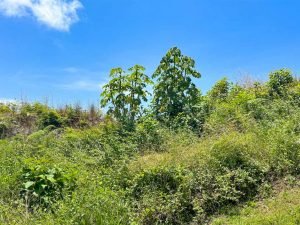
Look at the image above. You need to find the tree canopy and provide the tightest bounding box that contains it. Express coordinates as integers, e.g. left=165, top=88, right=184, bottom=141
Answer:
left=152, top=47, right=202, bottom=123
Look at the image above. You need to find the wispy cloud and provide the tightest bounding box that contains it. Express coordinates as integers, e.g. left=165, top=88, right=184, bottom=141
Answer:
left=63, top=66, right=80, bottom=73
left=0, top=0, right=82, bottom=31
left=59, top=80, right=104, bottom=92
left=0, top=98, right=17, bottom=104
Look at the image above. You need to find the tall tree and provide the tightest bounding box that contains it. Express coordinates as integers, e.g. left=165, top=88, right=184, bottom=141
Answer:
left=100, top=65, right=152, bottom=127
left=127, top=65, right=153, bottom=122
left=100, top=67, right=128, bottom=122
left=152, top=47, right=201, bottom=123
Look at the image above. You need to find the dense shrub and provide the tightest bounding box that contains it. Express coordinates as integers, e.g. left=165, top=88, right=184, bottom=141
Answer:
left=38, top=110, right=63, bottom=129
left=207, top=77, right=230, bottom=101
left=128, top=157, right=265, bottom=224
left=135, top=116, right=165, bottom=152
left=268, top=69, right=294, bottom=97
left=189, top=168, right=261, bottom=220
left=171, top=109, right=206, bottom=135
left=129, top=167, right=195, bottom=225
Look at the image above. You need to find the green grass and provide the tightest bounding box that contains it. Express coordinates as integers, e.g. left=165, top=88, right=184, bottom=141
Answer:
left=212, top=187, right=300, bottom=225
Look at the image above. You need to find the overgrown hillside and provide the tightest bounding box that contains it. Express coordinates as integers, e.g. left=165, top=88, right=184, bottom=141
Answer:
left=1, top=48, right=300, bottom=224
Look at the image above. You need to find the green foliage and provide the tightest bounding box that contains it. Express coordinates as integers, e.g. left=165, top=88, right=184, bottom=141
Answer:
left=1, top=65, right=300, bottom=224
left=101, top=67, right=128, bottom=122
left=130, top=167, right=184, bottom=198
left=268, top=69, right=294, bottom=97
left=152, top=47, right=201, bottom=125
left=208, top=77, right=230, bottom=101
left=60, top=104, right=82, bottom=127
left=20, top=165, right=76, bottom=211
left=61, top=125, right=137, bottom=167
left=287, top=81, right=300, bottom=106
left=127, top=65, right=153, bottom=123
left=0, top=102, right=103, bottom=138
left=171, top=104, right=207, bottom=135
left=212, top=187, right=300, bottom=225
left=0, top=122, right=8, bottom=138
left=268, top=128, right=300, bottom=176
left=101, top=65, right=152, bottom=129
left=135, top=116, right=165, bottom=152
left=38, top=110, right=63, bottom=129
left=128, top=156, right=264, bottom=224
left=0, top=103, right=12, bottom=113
left=129, top=167, right=194, bottom=225
left=55, top=183, right=131, bottom=225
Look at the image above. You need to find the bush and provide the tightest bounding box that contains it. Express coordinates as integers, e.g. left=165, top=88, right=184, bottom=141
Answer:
left=208, top=77, right=230, bottom=101
left=129, top=167, right=195, bottom=225
left=135, top=116, right=165, bottom=152
left=288, top=82, right=300, bottom=106
left=0, top=122, right=9, bottom=139
left=20, top=165, right=76, bottom=212
left=268, top=69, right=294, bottom=97
left=192, top=168, right=262, bottom=215
left=130, top=168, right=183, bottom=198
left=269, top=132, right=300, bottom=176
left=38, top=111, right=63, bottom=129
left=171, top=109, right=205, bottom=135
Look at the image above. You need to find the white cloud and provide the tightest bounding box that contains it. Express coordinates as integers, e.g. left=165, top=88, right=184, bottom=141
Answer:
left=0, top=0, right=82, bottom=31
left=0, top=98, right=17, bottom=104
left=60, top=80, right=104, bottom=92
left=63, top=66, right=80, bottom=73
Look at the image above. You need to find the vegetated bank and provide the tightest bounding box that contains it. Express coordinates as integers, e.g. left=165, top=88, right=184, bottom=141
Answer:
left=0, top=48, right=300, bottom=224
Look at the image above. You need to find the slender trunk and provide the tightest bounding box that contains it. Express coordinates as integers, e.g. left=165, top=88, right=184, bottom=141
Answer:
left=131, top=69, right=139, bottom=122
left=119, top=71, right=125, bottom=119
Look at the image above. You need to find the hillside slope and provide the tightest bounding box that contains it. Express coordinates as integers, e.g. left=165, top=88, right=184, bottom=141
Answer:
left=1, top=69, right=300, bottom=224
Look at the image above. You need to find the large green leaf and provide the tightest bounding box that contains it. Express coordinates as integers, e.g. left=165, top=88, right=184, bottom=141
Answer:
left=24, top=181, right=35, bottom=189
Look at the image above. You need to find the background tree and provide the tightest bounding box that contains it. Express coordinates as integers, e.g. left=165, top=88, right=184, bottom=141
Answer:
left=152, top=47, right=202, bottom=124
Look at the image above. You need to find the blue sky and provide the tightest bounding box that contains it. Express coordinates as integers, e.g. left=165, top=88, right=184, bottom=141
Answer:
left=0, top=0, right=299, bottom=107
